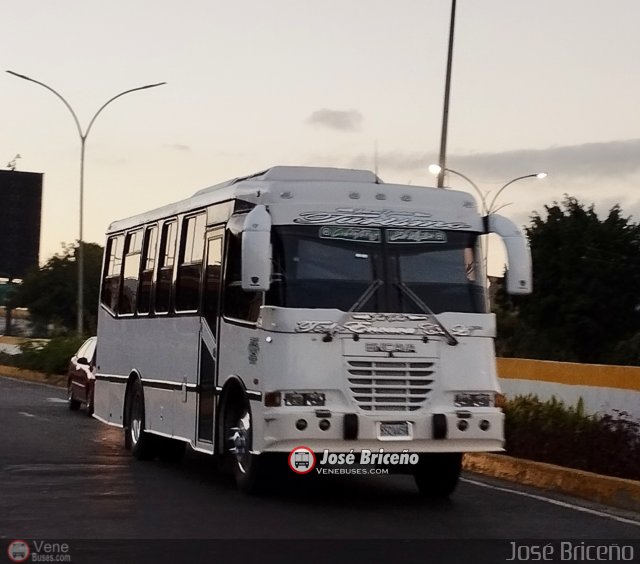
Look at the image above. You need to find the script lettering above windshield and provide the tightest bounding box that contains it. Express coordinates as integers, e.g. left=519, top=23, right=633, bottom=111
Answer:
left=386, top=229, right=447, bottom=243
left=294, top=320, right=478, bottom=337
left=294, top=209, right=471, bottom=230
left=319, top=226, right=381, bottom=242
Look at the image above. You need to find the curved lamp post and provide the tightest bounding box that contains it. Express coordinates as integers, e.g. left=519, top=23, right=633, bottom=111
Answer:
left=428, top=164, right=547, bottom=215
left=6, top=70, right=166, bottom=335
left=428, top=164, right=547, bottom=305
left=428, top=164, right=487, bottom=213
left=486, top=172, right=547, bottom=215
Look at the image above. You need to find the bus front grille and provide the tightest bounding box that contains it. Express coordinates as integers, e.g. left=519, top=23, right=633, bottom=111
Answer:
left=346, top=358, right=435, bottom=412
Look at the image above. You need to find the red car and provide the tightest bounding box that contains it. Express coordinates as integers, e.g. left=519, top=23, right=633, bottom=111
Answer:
left=67, top=336, right=97, bottom=416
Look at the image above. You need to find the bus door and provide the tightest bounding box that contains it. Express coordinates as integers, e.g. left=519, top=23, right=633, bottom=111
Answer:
left=196, top=229, right=224, bottom=447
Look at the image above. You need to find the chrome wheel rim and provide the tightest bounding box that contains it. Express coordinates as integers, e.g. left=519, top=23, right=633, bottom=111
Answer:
left=131, top=396, right=142, bottom=445
left=228, top=409, right=251, bottom=474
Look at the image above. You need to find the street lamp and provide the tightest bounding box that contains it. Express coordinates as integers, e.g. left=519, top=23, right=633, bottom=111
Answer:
left=486, top=172, right=547, bottom=215
left=428, top=164, right=547, bottom=304
left=428, top=164, right=487, bottom=213
left=6, top=70, right=166, bottom=335
left=428, top=164, right=547, bottom=215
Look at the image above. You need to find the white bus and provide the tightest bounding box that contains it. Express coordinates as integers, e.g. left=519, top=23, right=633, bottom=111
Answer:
left=94, top=166, right=531, bottom=496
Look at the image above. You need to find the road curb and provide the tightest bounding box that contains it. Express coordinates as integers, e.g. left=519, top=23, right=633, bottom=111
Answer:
left=464, top=452, right=640, bottom=513
left=0, top=364, right=66, bottom=387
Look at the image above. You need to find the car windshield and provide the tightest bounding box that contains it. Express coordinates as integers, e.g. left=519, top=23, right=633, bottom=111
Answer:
left=266, top=225, right=486, bottom=314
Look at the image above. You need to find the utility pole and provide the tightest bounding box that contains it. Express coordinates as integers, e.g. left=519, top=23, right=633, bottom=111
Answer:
left=437, top=0, right=457, bottom=188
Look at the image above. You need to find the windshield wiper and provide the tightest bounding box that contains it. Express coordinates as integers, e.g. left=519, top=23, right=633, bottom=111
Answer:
left=394, top=281, right=458, bottom=346
left=320, top=279, right=383, bottom=343
left=349, top=279, right=384, bottom=313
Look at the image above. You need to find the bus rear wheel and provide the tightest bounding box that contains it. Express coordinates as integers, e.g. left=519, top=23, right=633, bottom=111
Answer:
left=223, top=397, right=273, bottom=494
left=124, top=379, right=157, bottom=460
left=413, top=453, right=462, bottom=499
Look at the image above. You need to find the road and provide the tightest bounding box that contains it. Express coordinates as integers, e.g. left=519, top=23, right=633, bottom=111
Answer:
left=1, top=375, right=639, bottom=563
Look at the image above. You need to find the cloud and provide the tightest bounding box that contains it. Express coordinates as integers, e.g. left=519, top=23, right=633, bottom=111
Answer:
left=348, top=139, right=640, bottom=180
left=306, top=109, right=363, bottom=132
left=449, top=139, right=640, bottom=180
left=348, top=151, right=431, bottom=172
left=164, top=143, right=191, bottom=151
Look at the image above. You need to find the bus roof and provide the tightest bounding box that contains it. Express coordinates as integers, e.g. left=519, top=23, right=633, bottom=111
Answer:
left=107, top=166, right=482, bottom=233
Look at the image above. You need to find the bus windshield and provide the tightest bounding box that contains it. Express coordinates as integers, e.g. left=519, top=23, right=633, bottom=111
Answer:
left=267, top=225, right=486, bottom=314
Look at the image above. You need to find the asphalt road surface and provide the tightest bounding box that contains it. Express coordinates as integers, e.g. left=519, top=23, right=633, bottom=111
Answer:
left=1, top=375, right=639, bottom=563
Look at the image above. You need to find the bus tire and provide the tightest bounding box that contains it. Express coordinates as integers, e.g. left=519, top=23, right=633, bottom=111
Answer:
left=67, top=382, right=81, bottom=411
left=413, top=453, right=462, bottom=499
left=157, top=437, right=187, bottom=463
left=222, top=395, right=272, bottom=494
left=124, top=378, right=157, bottom=461
left=85, top=385, right=94, bottom=417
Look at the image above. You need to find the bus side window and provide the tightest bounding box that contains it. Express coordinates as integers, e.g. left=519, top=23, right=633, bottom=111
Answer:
left=202, top=237, right=223, bottom=332
left=101, top=234, right=124, bottom=314
left=118, top=230, right=143, bottom=315
left=137, top=225, right=158, bottom=314
left=175, top=213, right=206, bottom=312
left=155, top=220, right=177, bottom=314
left=223, top=230, right=262, bottom=323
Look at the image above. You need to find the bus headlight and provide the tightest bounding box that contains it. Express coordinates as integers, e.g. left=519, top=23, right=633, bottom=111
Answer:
left=454, top=393, right=494, bottom=408
left=284, top=392, right=326, bottom=407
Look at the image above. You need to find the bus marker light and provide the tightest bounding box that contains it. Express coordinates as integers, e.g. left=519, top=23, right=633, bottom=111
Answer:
left=284, top=392, right=305, bottom=406
left=284, top=392, right=326, bottom=406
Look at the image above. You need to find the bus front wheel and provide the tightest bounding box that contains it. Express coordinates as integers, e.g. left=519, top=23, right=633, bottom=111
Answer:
left=413, top=453, right=462, bottom=499
left=223, top=396, right=272, bottom=494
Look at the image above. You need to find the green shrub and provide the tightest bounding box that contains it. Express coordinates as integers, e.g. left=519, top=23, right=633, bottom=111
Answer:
left=503, top=394, right=640, bottom=481
left=9, top=336, right=85, bottom=375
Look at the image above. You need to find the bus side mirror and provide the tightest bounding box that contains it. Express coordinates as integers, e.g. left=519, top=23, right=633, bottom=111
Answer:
left=488, top=214, right=532, bottom=295
left=241, top=205, right=272, bottom=292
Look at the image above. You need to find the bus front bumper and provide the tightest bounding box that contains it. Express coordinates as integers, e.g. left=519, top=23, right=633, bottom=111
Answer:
left=259, top=410, right=504, bottom=453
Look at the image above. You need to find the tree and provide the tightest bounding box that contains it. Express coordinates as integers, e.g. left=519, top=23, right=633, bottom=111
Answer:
left=496, top=196, right=640, bottom=365
left=10, top=242, right=104, bottom=336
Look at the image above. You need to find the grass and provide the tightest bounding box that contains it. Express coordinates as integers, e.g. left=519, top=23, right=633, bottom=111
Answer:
left=503, top=394, right=640, bottom=481
left=0, top=336, right=84, bottom=375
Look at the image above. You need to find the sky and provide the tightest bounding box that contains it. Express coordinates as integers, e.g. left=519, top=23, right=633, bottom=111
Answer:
left=2, top=0, right=640, bottom=275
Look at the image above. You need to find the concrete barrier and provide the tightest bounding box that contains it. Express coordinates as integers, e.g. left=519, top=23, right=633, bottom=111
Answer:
left=497, top=358, right=640, bottom=421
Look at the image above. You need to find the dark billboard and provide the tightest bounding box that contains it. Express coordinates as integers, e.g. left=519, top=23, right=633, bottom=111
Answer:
left=0, top=170, right=43, bottom=279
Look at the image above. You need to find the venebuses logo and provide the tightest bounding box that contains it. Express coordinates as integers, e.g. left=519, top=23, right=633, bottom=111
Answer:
left=288, top=446, right=316, bottom=474
left=7, top=540, right=30, bottom=563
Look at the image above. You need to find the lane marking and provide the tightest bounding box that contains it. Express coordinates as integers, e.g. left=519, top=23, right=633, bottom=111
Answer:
left=46, top=398, right=67, bottom=404
left=18, top=411, right=37, bottom=418
left=462, top=477, right=640, bottom=527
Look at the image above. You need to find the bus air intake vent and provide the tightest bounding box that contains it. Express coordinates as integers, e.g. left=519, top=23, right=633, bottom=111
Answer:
left=346, top=358, right=434, bottom=412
